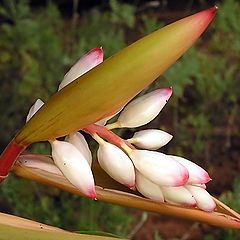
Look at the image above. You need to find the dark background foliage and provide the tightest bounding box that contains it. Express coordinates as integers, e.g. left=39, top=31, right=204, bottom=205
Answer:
left=0, top=0, right=239, bottom=239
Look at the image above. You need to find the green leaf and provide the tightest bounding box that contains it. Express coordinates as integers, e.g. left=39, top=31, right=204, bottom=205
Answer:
left=15, top=8, right=217, bottom=145
left=0, top=212, right=120, bottom=240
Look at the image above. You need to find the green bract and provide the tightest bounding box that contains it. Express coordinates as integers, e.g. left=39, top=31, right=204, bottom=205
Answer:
left=15, top=8, right=216, bottom=145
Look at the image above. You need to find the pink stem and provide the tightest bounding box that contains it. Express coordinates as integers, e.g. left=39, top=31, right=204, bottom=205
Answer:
left=83, top=124, right=135, bottom=150
left=0, top=139, right=27, bottom=183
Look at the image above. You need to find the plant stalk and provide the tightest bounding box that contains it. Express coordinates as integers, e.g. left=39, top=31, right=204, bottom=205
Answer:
left=0, top=139, right=27, bottom=182
left=83, top=124, right=134, bottom=150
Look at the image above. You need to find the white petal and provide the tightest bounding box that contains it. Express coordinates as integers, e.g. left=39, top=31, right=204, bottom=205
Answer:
left=58, top=48, right=103, bottom=90
left=130, top=150, right=189, bottom=187
left=97, top=142, right=135, bottom=188
left=192, top=183, right=206, bottom=189
left=117, top=88, right=172, bottom=128
left=161, top=186, right=196, bottom=206
left=129, top=129, right=173, bottom=150
left=185, top=185, right=216, bottom=212
left=18, top=156, right=62, bottom=176
left=66, top=132, right=92, bottom=166
left=136, top=170, right=164, bottom=202
left=51, top=140, right=96, bottom=199
left=26, top=99, right=44, bottom=122
left=170, top=155, right=211, bottom=184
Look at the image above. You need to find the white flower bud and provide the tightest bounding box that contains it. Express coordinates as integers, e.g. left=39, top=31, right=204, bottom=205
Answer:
left=169, top=155, right=211, bottom=184
left=51, top=140, right=96, bottom=199
left=161, top=186, right=196, bottom=206
left=26, top=99, right=44, bottom=122
left=136, top=170, right=164, bottom=202
left=97, top=141, right=135, bottom=188
left=128, top=129, right=173, bottom=150
left=116, top=88, right=172, bottom=128
left=18, top=156, right=62, bottom=176
left=66, top=132, right=92, bottom=166
left=129, top=150, right=189, bottom=187
left=58, top=48, right=103, bottom=90
left=185, top=185, right=216, bottom=212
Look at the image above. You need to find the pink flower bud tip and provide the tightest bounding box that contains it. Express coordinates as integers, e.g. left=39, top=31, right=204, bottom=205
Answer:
left=59, top=47, right=104, bottom=90
left=88, top=187, right=97, bottom=200
left=87, top=47, right=104, bottom=62
left=130, top=150, right=189, bottom=187
left=170, top=155, right=211, bottom=184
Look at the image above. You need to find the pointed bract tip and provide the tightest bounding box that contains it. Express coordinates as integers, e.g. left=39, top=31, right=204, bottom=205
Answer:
left=199, top=6, right=218, bottom=18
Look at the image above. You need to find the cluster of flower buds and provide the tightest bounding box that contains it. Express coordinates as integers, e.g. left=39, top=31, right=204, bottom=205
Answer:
left=25, top=48, right=216, bottom=212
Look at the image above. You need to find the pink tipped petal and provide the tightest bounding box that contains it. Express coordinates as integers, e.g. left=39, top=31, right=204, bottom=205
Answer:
left=97, top=142, right=135, bottom=188
left=26, top=99, right=44, bottom=122
left=88, top=187, right=97, bottom=200
left=130, top=129, right=173, bottom=150
left=130, top=150, right=189, bottom=187
left=185, top=185, right=216, bottom=212
left=51, top=140, right=96, bottom=199
left=58, top=48, right=104, bottom=90
left=117, top=88, right=172, bottom=128
left=170, top=155, right=211, bottom=184
left=66, top=132, right=92, bottom=166
left=161, top=186, right=196, bottom=207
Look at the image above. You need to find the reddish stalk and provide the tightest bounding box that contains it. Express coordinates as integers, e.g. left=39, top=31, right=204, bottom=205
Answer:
left=0, top=139, right=27, bottom=183
left=83, top=124, right=135, bottom=150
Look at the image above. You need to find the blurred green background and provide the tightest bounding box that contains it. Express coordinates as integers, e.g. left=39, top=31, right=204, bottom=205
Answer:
left=0, top=0, right=239, bottom=239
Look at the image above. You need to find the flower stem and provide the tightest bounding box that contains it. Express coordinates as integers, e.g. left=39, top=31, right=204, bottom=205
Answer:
left=0, top=139, right=27, bottom=183
left=83, top=124, right=135, bottom=152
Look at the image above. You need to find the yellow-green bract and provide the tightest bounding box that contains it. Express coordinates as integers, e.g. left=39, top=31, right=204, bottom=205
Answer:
left=16, top=7, right=217, bottom=145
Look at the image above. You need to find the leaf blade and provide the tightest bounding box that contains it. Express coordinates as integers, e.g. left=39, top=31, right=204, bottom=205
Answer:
left=0, top=212, right=120, bottom=240
left=0, top=223, right=119, bottom=240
